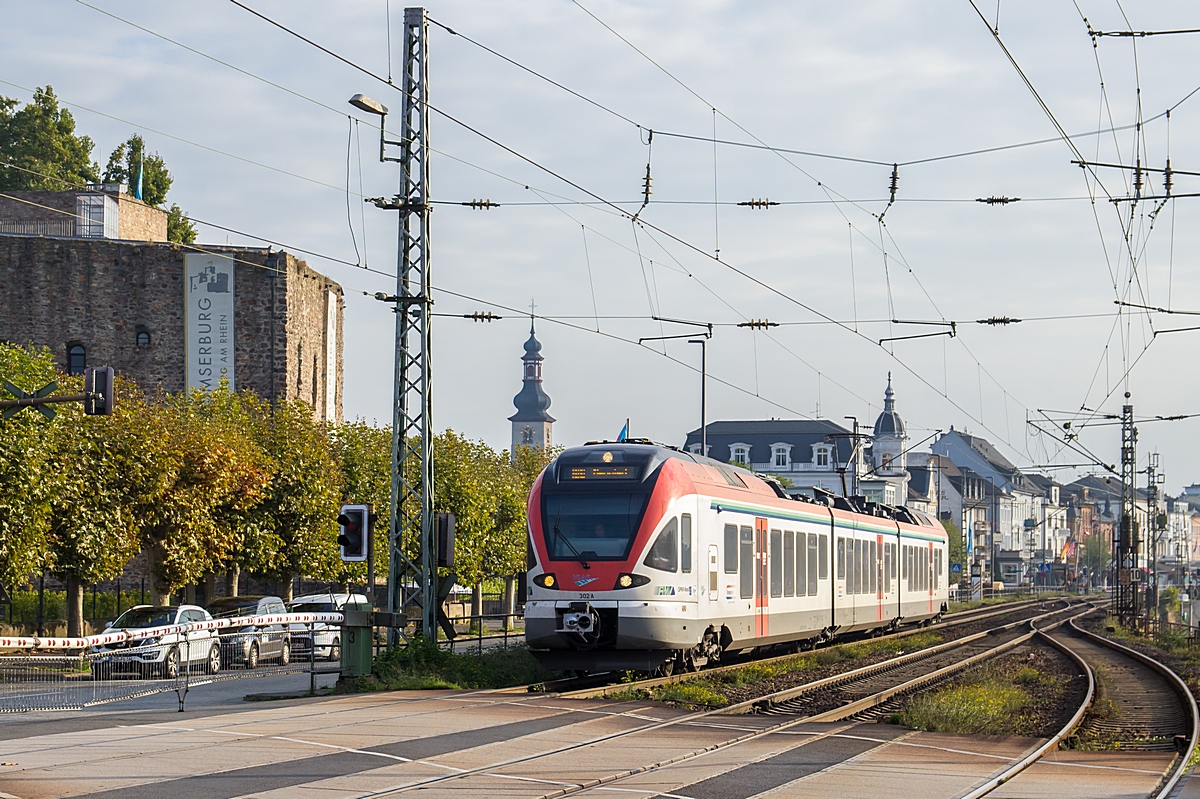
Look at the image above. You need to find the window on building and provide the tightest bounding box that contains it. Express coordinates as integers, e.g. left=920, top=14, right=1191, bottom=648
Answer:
left=815, top=448, right=829, bottom=468
left=135, top=330, right=151, bottom=347
left=731, top=445, right=749, bottom=465
left=689, top=444, right=702, bottom=455
left=67, top=344, right=85, bottom=375
left=773, top=446, right=789, bottom=468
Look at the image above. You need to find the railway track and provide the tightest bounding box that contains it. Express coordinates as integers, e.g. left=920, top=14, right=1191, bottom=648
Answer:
left=350, top=598, right=1099, bottom=798
left=544, top=595, right=1081, bottom=700
left=960, top=611, right=1199, bottom=799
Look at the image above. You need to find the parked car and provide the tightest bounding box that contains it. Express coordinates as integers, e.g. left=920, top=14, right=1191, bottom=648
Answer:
left=91, top=605, right=219, bottom=679
left=287, top=593, right=368, bottom=662
left=206, top=595, right=290, bottom=669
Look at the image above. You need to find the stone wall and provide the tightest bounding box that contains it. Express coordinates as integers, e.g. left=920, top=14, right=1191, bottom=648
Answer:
left=0, top=189, right=168, bottom=242
left=0, top=235, right=343, bottom=420
left=115, top=194, right=167, bottom=241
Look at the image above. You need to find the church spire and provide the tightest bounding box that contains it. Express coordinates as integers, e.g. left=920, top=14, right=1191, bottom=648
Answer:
left=510, top=320, right=555, bottom=457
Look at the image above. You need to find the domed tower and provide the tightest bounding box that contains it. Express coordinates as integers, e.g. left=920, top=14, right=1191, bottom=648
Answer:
left=509, top=319, right=555, bottom=459
left=873, top=373, right=908, bottom=475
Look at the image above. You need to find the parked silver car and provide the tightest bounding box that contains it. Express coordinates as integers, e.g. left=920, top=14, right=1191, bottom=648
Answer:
left=91, top=605, right=219, bottom=679
left=287, top=593, right=367, bottom=661
left=206, top=595, right=290, bottom=669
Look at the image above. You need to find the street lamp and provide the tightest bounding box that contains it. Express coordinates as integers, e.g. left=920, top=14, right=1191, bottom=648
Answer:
left=638, top=323, right=712, bottom=456
left=349, top=93, right=403, bottom=164
left=689, top=338, right=708, bottom=457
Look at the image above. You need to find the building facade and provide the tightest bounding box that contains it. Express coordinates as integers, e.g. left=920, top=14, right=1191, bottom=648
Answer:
left=0, top=232, right=344, bottom=421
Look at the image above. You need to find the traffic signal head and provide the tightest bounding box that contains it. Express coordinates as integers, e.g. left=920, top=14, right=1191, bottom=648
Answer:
left=84, top=366, right=114, bottom=416
left=337, top=504, right=369, bottom=562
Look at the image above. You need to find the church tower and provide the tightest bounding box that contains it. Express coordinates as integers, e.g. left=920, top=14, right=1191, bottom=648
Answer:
left=872, top=373, right=908, bottom=475
left=509, top=319, right=555, bottom=459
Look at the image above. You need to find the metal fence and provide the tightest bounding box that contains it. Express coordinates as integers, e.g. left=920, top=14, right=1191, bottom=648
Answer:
left=0, top=612, right=342, bottom=712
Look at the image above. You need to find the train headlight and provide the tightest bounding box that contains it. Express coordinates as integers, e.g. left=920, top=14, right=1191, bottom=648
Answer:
left=533, top=573, right=557, bottom=589
left=613, top=573, right=651, bottom=590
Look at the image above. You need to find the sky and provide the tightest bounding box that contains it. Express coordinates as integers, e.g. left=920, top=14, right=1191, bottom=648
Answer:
left=6, top=0, right=1200, bottom=491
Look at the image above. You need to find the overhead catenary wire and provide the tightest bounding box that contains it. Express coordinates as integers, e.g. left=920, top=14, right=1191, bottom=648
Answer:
left=221, top=0, right=1054, bottom=456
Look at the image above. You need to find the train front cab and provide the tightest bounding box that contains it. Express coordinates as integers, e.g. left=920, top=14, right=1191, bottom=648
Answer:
left=524, top=445, right=707, bottom=672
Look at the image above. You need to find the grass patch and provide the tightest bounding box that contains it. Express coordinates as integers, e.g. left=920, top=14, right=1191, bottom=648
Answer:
left=337, top=635, right=559, bottom=692
left=899, top=683, right=1029, bottom=734
left=647, top=630, right=945, bottom=708
left=653, top=682, right=729, bottom=709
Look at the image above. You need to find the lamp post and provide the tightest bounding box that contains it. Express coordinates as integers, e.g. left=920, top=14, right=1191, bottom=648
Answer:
left=638, top=323, right=712, bottom=454
left=689, top=338, right=707, bottom=456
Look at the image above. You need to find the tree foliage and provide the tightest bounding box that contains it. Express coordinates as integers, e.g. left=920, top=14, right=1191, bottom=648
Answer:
left=0, top=348, right=546, bottom=616
left=0, top=87, right=98, bottom=191
left=167, top=203, right=197, bottom=244
left=0, top=343, right=59, bottom=588
left=102, top=133, right=171, bottom=206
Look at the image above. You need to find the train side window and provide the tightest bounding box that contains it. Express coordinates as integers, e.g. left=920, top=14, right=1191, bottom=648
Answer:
left=739, top=526, right=754, bottom=599
left=783, top=531, right=795, bottom=597
left=769, top=529, right=782, bottom=598
left=901, top=544, right=909, bottom=581
left=681, top=514, right=693, bottom=574
left=869, top=540, right=877, bottom=594
left=859, top=540, right=868, bottom=595
left=724, top=525, right=738, bottom=574
left=849, top=539, right=859, bottom=595
left=796, top=533, right=808, bottom=596
left=933, top=549, right=939, bottom=590
left=883, top=544, right=891, bottom=594
left=643, top=517, right=678, bottom=572
left=920, top=547, right=927, bottom=591
left=808, top=534, right=819, bottom=595
left=836, top=537, right=846, bottom=580
left=818, top=534, right=828, bottom=580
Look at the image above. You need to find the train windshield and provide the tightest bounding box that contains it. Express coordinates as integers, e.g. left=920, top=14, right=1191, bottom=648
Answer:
left=543, top=492, right=648, bottom=561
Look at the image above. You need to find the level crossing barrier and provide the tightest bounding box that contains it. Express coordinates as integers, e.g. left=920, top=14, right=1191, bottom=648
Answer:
left=0, top=612, right=343, bottom=712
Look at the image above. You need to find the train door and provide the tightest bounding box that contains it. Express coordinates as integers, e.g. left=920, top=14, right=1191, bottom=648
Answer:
left=708, top=545, right=719, bottom=601
left=876, top=534, right=885, bottom=621
left=833, top=518, right=853, bottom=630
left=755, top=517, right=769, bottom=637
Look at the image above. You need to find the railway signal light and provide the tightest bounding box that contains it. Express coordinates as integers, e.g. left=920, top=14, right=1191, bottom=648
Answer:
left=337, top=504, right=369, bottom=562
left=84, top=366, right=114, bottom=416
left=435, top=512, right=455, bottom=568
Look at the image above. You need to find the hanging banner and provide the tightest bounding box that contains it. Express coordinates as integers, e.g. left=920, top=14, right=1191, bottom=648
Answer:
left=185, top=253, right=235, bottom=391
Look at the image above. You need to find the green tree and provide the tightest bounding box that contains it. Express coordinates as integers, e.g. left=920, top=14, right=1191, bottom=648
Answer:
left=332, top=420, right=393, bottom=588
left=103, top=134, right=197, bottom=244
left=134, top=388, right=268, bottom=603
left=1082, top=532, right=1109, bottom=588
left=0, top=87, right=98, bottom=191
left=46, top=376, right=151, bottom=636
left=247, top=400, right=343, bottom=599
left=942, top=517, right=964, bottom=579
left=0, top=343, right=60, bottom=590
left=102, top=133, right=171, bottom=206
left=167, top=203, right=197, bottom=244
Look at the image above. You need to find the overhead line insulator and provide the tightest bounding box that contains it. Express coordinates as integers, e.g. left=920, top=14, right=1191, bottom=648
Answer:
left=976, top=316, right=1022, bottom=326
left=976, top=196, right=1021, bottom=205
left=464, top=311, right=501, bottom=322
left=888, top=163, right=899, bottom=204
left=463, top=199, right=499, bottom=210
left=736, top=319, right=779, bottom=329
left=737, top=198, right=778, bottom=209
left=1164, top=159, right=1173, bottom=197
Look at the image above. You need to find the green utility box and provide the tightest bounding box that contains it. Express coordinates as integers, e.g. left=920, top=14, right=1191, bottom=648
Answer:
left=340, top=601, right=373, bottom=678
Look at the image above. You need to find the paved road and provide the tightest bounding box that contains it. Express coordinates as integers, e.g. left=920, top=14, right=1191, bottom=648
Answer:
left=0, top=681, right=1187, bottom=799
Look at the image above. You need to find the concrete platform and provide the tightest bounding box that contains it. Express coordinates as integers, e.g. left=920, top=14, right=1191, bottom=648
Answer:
left=0, top=689, right=1184, bottom=799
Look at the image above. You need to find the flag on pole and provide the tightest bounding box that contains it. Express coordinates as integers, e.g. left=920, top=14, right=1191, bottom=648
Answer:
left=617, top=419, right=629, bottom=442
left=135, top=150, right=143, bottom=201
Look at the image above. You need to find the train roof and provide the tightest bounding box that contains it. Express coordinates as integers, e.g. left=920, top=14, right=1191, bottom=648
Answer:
left=555, top=440, right=941, bottom=529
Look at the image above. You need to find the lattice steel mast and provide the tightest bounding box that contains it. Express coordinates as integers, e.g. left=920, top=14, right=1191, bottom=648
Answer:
left=386, top=6, right=436, bottom=640
left=1116, top=396, right=1138, bottom=626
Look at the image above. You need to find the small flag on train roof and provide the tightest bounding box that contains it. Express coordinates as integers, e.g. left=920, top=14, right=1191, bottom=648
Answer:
left=617, top=419, right=629, bottom=442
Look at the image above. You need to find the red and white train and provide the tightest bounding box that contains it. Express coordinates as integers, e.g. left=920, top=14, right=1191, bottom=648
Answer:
left=525, top=442, right=949, bottom=673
